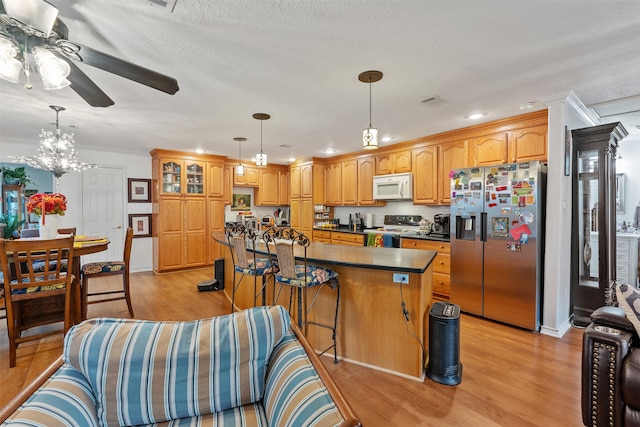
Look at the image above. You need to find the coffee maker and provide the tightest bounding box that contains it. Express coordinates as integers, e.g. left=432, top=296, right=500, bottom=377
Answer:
left=431, top=214, right=451, bottom=239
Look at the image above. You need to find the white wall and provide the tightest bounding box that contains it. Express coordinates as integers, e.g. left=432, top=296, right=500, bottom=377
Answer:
left=1, top=142, right=154, bottom=272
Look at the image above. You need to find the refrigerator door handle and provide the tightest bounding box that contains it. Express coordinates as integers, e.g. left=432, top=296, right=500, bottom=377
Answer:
left=481, top=212, right=487, bottom=242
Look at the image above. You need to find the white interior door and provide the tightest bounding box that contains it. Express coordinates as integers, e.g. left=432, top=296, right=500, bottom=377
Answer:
left=81, top=167, right=125, bottom=263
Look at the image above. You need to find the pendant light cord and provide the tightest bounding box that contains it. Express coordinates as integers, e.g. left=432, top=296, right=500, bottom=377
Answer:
left=368, top=76, right=373, bottom=128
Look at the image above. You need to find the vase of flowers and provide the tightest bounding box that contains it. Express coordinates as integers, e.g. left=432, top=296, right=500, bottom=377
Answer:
left=26, top=193, right=67, bottom=239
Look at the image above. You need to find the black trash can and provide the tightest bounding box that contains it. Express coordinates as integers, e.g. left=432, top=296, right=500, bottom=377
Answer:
left=426, top=302, right=462, bottom=385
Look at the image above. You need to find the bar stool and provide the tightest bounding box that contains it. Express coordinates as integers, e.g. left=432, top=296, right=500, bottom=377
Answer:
left=262, top=226, right=340, bottom=363
left=225, top=223, right=275, bottom=313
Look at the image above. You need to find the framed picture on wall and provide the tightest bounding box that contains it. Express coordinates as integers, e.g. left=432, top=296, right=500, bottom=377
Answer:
left=128, top=178, right=151, bottom=202
left=129, top=213, right=152, bottom=238
left=231, top=193, right=251, bottom=211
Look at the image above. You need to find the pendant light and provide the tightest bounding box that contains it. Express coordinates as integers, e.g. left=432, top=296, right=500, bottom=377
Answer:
left=234, top=137, right=246, bottom=175
left=253, top=113, right=270, bottom=166
left=358, top=70, right=383, bottom=150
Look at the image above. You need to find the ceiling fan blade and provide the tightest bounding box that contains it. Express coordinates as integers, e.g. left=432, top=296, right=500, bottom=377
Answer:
left=64, top=57, right=115, bottom=107
left=57, top=41, right=179, bottom=95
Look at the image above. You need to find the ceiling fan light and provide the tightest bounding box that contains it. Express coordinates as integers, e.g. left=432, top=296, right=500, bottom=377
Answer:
left=0, top=57, right=22, bottom=84
left=33, top=47, right=71, bottom=90
left=0, top=36, right=21, bottom=84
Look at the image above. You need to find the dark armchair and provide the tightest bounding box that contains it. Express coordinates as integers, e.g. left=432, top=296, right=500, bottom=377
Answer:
left=582, top=306, right=640, bottom=426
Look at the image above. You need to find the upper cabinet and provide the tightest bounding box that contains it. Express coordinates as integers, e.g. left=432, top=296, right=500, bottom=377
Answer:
left=208, top=162, right=225, bottom=198
left=357, top=156, right=385, bottom=206
left=255, top=166, right=290, bottom=206
left=439, top=140, right=469, bottom=205
left=159, top=158, right=206, bottom=196
left=470, top=123, right=548, bottom=167
left=471, top=133, right=508, bottom=166
left=325, top=162, right=342, bottom=206
left=342, top=160, right=358, bottom=205
left=412, top=146, right=438, bottom=204
left=278, top=170, right=290, bottom=205
left=376, top=150, right=411, bottom=175
left=507, top=125, right=548, bottom=163
left=233, top=166, right=259, bottom=186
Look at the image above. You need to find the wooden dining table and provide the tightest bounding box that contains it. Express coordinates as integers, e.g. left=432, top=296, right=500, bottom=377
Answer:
left=8, top=237, right=109, bottom=326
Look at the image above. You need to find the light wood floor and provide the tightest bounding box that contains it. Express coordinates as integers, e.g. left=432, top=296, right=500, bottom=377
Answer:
left=0, top=270, right=584, bottom=426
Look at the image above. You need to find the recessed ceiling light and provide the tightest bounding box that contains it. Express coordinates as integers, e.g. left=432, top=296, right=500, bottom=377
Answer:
left=466, top=113, right=486, bottom=120
left=194, top=148, right=205, bottom=154
left=519, top=102, right=535, bottom=111
left=381, top=136, right=392, bottom=142
left=324, top=148, right=336, bottom=154
left=288, top=157, right=296, bottom=162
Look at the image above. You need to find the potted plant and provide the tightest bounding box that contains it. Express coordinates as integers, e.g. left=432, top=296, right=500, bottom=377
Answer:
left=0, top=213, right=26, bottom=239
left=1, top=166, right=33, bottom=186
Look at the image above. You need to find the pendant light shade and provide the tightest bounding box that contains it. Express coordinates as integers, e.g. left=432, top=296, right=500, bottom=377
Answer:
left=253, top=113, right=270, bottom=167
left=234, top=137, right=246, bottom=175
left=358, top=70, right=383, bottom=150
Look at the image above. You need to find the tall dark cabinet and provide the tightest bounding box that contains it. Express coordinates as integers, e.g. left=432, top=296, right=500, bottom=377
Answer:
left=571, top=122, right=628, bottom=327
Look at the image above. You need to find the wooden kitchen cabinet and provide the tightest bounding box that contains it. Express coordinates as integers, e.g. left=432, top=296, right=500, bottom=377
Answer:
left=342, top=160, right=358, bottom=205
left=290, top=165, right=301, bottom=198
left=208, top=198, right=225, bottom=262
left=290, top=199, right=315, bottom=234
left=207, top=162, right=225, bottom=197
left=151, top=149, right=226, bottom=273
left=401, top=238, right=450, bottom=302
left=376, top=150, right=411, bottom=175
left=157, top=196, right=208, bottom=271
left=278, top=170, right=290, bottom=205
left=233, top=166, right=259, bottom=186
left=312, top=229, right=332, bottom=243
left=331, top=231, right=365, bottom=246
left=300, top=163, right=314, bottom=198
left=223, top=164, right=233, bottom=205
left=255, top=168, right=279, bottom=205
left=438, top=140, right=469, bottom=205
left=412, top=146, right=438, bottom=204
left=159, top=158, right=206, bottom=196
left=325, top=162, right=342, bottom=205
left=507, top=124, right=547, bottom=163
left=471, top=132, right=508, bottom=166
left=357, top=156, right=385, bottom=206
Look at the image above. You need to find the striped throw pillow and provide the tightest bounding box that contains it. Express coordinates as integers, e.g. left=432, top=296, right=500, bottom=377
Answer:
left=63, top=306, right=290, bottom=427
left=264, top=331, right=344, bottom=427
left=616, top=284, right=640, bottom=335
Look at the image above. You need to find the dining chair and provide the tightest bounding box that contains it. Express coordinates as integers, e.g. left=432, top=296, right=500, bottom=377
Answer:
left=0, top=236, right=75, bottom=367
left=262, top=226, right=340, bottom=363
left=80, top=227, right=134, bottom=319
left=57, top=227, right=77, bottom=235
left=225, top=222, right=275, bottom=313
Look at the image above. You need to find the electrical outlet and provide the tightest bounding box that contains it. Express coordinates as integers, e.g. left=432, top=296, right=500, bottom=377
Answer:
left=393, top=273, right=409, bottom=284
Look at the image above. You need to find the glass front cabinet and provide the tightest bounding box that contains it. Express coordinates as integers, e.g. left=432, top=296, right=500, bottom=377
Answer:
left=571, top=122, right=628, bottom=327
left=160, top=159, right=205, bottom=196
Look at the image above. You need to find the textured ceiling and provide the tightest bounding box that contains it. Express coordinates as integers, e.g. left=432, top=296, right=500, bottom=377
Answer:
left=1, top=0, right=640, bottom=164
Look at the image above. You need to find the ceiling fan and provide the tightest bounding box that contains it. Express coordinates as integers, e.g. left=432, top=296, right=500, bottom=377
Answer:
left=0, top=0, right=179, bottom=107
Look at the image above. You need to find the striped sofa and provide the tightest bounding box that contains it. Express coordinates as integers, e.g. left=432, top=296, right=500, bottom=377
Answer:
left=0, top=306, right=360, bottom=427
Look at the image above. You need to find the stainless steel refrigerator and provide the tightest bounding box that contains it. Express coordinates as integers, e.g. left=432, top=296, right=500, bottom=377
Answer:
left=450, top=161, right=546, bottom=330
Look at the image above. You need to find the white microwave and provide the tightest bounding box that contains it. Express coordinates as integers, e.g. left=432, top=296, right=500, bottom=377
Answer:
left=372, top=172, right=413, bottom=200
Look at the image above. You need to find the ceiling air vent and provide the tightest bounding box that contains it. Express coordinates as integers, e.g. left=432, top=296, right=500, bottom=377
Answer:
left=144, top=0, right=177, bottom=12
left=421, top=95, right=444, bottom=106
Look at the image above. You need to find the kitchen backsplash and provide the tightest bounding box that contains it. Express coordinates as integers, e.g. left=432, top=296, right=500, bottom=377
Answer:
left=334, top=202, right=448, bottom=228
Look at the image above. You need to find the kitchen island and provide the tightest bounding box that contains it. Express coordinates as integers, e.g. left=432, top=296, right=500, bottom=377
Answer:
left=211, top=231, right=437, bottom=379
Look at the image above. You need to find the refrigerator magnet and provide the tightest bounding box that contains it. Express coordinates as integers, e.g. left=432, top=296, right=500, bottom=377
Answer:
left=510, top=224, right=532, bottom=240
left=492, top=217, right=509, bottom=238
left=507, top=241, right=521, bottom=252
